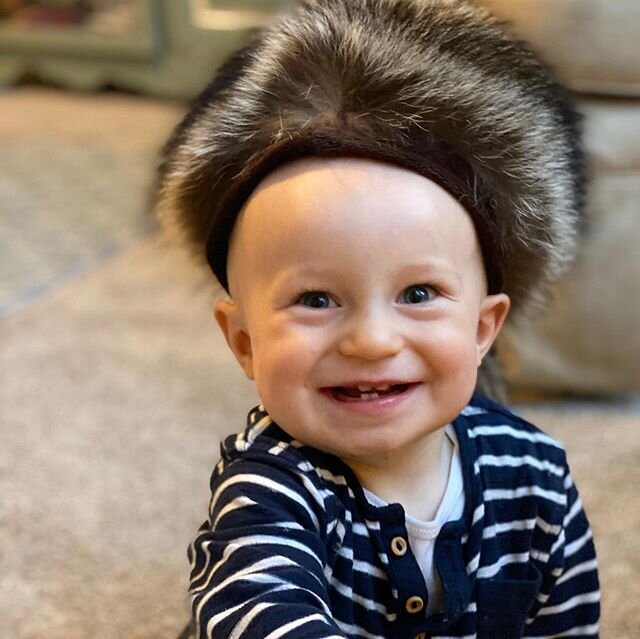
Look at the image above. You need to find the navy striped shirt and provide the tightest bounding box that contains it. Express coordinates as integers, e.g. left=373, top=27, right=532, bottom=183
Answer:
left=188, top=394, right=600, bottom=638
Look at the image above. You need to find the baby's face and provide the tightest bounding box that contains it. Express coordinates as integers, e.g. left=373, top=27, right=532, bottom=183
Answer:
left=216, top=157, right=509, bottom=470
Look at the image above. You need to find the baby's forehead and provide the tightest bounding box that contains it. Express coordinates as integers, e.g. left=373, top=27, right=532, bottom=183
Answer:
left=237, top=156, right=480, bottom=239
left=227, top=157, right=486, bottom=291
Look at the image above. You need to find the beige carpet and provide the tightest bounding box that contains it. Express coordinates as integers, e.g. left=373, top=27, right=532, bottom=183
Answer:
left=1, top=235, right=256, bottom=639
left=2, top=88, right=639, bottom=638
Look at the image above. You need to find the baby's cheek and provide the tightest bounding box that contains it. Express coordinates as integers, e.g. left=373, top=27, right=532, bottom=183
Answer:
left=252, top=332, right=313, bottom=393
left=425, top=325, right=477, bottom=369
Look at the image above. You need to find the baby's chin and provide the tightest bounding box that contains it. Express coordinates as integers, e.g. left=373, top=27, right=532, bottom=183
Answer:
left=335, top=430, right=447, bottom=469
left=281, top=424, right=407, bottom=463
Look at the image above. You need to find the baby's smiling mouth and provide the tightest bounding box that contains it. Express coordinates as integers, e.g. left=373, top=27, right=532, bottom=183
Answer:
left=329, top=383, right=412, bottom=402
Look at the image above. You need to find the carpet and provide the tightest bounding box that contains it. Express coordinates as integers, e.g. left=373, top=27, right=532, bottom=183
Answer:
left=1, top=87, right=638, bottom=638
left=0, top=87, right=182, bottom=315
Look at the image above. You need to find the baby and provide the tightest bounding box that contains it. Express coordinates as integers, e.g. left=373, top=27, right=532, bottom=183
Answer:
left=157, top=1, right=600, bottom=638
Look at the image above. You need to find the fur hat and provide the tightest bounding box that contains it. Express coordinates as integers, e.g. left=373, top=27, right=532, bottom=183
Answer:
left=155, top=0, right=585, bottom=396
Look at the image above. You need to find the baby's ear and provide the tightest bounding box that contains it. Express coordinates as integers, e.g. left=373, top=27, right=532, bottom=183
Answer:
left=476, top=293, right=510, bottom=366
left=214, top=299, right=254, bottom=380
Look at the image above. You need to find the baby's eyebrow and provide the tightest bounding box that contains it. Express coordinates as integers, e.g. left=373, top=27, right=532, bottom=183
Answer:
left=276, top=265, right=344, bottom=281
left=267, top=267, right=332, bottom=294
left=396, top=262, right=463, bottom=283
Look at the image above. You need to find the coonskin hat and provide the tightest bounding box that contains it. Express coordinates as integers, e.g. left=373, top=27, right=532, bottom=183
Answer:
left=156, top=0, right=584, bottom=319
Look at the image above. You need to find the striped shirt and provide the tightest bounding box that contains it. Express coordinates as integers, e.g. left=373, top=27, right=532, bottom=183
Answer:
left=188, top=393, right=600, bottom=639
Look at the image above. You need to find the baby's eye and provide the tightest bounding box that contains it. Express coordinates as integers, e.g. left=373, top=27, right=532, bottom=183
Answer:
left=296, top=290, right=336, bottom=309
left=398, top=284, right=437, bottom=305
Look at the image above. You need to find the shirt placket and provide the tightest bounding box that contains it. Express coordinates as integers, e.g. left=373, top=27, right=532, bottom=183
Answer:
left=372, top=507, right=431, bottom=639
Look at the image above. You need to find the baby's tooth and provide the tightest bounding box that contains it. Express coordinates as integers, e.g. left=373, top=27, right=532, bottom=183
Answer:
left=358, top=385, right=391, bottom=393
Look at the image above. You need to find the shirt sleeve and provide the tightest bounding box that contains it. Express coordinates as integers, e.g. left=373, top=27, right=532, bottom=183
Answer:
left=524, top=466, right=600, bottom=638
left=188, top=458, right=347, bottom=639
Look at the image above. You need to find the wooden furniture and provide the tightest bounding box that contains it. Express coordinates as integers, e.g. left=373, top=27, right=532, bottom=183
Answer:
left=0, top=1, right=290, bottom=99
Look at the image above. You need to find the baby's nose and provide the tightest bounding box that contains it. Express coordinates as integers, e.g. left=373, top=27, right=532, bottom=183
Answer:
left=338, top=312, right=403, bottom=361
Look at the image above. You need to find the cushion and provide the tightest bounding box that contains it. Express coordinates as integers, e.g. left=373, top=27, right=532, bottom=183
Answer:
left=505, top=98, right=640, bottom=394
left=482, top=0, right=640, bottom=96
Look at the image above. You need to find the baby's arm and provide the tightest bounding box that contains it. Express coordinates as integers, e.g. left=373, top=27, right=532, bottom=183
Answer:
left=188, top=458, right=347, bottom=639
left=524, top=467, right=600, bottom=637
